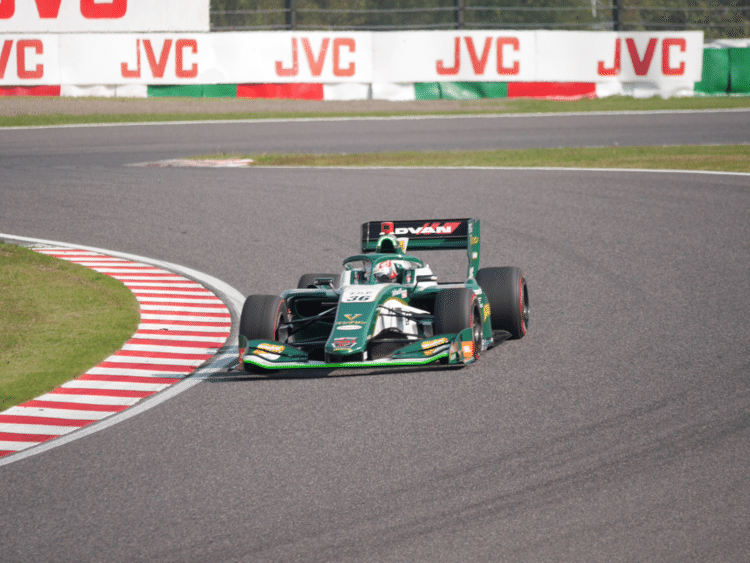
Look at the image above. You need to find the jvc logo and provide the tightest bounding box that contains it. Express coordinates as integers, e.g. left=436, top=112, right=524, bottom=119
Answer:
left=0, top=39, right=43, bottom=79
left=598, top=38, right=687, bottom=76
left=275, top=37, right=356, bottom=77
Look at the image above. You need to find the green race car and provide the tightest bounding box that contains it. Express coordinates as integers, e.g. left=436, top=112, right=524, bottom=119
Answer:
left=239, top=219, right=529, bottom=373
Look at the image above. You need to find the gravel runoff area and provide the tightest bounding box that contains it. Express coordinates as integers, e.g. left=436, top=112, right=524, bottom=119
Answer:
left=0, top=96, right=510, bottom=116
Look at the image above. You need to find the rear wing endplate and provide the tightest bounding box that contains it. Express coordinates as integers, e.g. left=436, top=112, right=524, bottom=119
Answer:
left=361, top=219, right=481, bottom=279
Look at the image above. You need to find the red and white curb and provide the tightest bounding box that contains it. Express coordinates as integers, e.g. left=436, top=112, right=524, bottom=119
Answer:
left=0, top=245, right=234, bottom=459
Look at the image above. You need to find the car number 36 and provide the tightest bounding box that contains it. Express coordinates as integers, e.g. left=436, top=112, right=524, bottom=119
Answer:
left=341, top=288, right=379, bottom=303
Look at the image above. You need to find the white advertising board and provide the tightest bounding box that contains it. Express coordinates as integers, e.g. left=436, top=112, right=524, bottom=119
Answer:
left=0, top=30, right=704, bottom=88
left=535, top=31, right=704, bottom=82
left=373, top=31, right=538, bottom=82
left=0, top=0, right=209, bottom=33
left=373, top=30, right=704, bottom=83
left=55, top=32, right=373, bottom=85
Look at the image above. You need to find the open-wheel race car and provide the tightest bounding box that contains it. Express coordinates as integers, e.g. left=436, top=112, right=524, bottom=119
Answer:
left=238, top=219, right=528, bottom=373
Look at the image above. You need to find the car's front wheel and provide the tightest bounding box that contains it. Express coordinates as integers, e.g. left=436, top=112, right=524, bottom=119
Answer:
left=476, top=267, right=529, bottom=339
left=239, top=295, right=289, bottom=373
left=433, top=288, right=482, bottom=361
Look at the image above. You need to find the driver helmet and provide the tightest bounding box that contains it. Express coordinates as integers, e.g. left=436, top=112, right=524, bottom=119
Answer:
left=374, top=260, right=398, bottom=283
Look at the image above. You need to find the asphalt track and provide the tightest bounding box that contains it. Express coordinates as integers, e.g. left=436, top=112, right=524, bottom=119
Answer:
left=1, top=110, right=750, bottom=562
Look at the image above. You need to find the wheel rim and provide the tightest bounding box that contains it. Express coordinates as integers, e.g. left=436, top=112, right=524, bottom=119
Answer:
left=472, top=307, right=482, bottom=358
left=274, top=304, right=289, bottom=342
left=520, top=278, right=529, bottom=335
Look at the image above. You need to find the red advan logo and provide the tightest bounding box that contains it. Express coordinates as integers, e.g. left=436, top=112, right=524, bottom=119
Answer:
left=0, top=39, right=43, bottom=79
left=379, top=222, right=461, bottom=236
left=0, top=0, right=127, bottom=20
left=598, top=37, right=687, bottom=77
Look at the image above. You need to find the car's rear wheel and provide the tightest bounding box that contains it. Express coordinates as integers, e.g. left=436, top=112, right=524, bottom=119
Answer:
left=476, top=267, right=529, bottom=339
left=239, top=295, right=289, bottom=373
left=297, top=273, right=338, bottom=289
left=433, top=288, right=482, bottom=361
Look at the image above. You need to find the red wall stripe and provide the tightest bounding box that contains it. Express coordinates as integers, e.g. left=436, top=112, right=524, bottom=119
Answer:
left=0, top=85, right=61, bottom=97
left=507, top=82, right=596, bottom=100
left=237, top=83, right=324, bottom=100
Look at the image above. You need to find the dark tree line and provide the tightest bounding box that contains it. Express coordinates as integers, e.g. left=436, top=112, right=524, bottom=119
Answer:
left=209, top=0, right=749, bottom=39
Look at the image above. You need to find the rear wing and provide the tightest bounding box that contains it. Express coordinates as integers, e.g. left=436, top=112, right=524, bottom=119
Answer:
left=361, top=219, right=481, bottom=279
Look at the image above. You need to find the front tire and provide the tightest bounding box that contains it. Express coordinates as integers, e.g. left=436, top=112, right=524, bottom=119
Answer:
left=239, top=295, right=289, bottom=373
left=433, top=288, right=482, bottom=361
left=476, top=267, right=529, bottom=339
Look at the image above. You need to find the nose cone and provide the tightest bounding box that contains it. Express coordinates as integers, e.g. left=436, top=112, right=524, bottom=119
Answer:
left=325, top=285, right=383, bottom=362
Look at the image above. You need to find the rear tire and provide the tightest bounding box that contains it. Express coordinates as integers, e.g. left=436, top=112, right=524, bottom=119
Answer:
left=433, top=288, right=482, bottom=360
left=297, top=273, right=338, bottom=289
left=476, top=267, right=529, bottom=339
left=239, top=295, right=289, bottom=373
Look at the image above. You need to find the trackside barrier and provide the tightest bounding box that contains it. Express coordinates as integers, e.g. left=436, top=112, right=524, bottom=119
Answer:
left=695, top=48, right=730, bottom=94
left=1, top=42, right=748, bottom=100
left=695, top=44, right=750, bottom=95
left=0, top=30, right=706, bottom=100
left=730, top=48, right=750, bottom=93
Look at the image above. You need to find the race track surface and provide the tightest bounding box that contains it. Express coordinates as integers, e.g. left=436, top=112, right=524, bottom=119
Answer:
left=1, top=111, right=749, bottom=562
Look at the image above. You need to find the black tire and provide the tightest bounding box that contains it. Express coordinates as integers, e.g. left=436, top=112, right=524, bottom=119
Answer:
left=433, top=288, right=482, bottom=361
left=476, top=267, right=529, bottom=339
left=239, top=295, right=289, bottom=373
left=297, top=273, right=338, bottom=289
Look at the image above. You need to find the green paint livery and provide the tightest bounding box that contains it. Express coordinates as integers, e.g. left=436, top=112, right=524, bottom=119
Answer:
left=239, top=219, right=529, bottom=374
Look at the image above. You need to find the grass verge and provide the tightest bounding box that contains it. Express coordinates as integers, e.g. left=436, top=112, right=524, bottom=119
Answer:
left=0, top=242, right=139, bottom=412
left=200, top=145, right=750, bottom=173
left=2, top=95, right=749, bottom=128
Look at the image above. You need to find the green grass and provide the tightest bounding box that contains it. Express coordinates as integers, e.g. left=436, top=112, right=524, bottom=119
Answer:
left=2, top=94, right=749, bottom=128
left=0, top=242, right=140, bottom=412
left=200, top=145, right=750, bottom=173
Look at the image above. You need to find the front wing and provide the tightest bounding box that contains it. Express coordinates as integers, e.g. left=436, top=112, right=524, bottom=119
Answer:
left=241, top=329, right=479, bottom=371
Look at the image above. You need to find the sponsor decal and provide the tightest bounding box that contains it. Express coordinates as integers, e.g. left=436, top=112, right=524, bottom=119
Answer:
left=462, top=341, right=474, bottom=361
left=121, top=38, right=199, bottom=80
left=597, top=37, right=688, bottom=77
left=256, top=342, right=285, bottom=354
left=342, top=287, right=379, bottom=303
left=437, top=36, right=521, bottom=76
left=379, top=222, right=461, bottom=237
left=275, top=37, right=357, bottom=78
left=483, top=303, right=491, bottom=321
left=391, top=288, right=407, bottom=299
left=337, top=325, right=362, bottom=331
left=421, top=337, right=449, bottom=356
left=344, top=313, right=362, bottom=321
left=421, top=337, right=449, bottom=350
left=333, top=337, right=357, bottom=350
